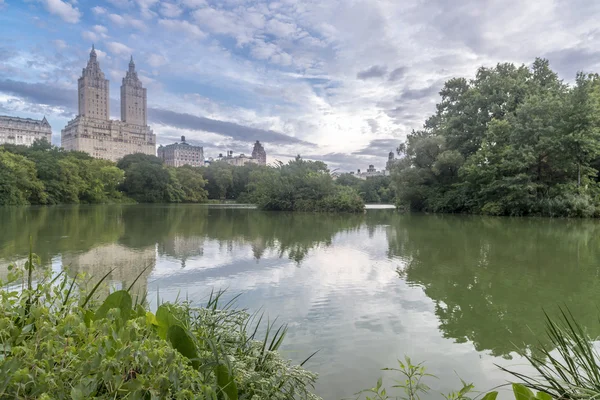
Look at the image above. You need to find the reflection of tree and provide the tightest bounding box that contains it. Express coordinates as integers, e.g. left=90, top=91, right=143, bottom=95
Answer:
left=0, top=205, right=124, bottom=264
left=384, top=213, right=600, bottom=358
left=0, top=205, right=367, bottom=275
left=118, top=205, right=365, bottom=264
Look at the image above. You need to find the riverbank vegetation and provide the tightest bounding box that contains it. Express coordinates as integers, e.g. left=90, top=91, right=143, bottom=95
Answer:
left=247, top=157, right=365, bottom=212
left=0, top=254, right=321, bottom=399
left=393, top=58, right=600, bottom=217
left=0, top=142, right=208, bottom=205
left=0, top=142, right=364, bottom=212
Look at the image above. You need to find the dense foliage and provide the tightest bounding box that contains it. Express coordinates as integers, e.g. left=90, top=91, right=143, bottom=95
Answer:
left=199, top=162, right=267, bottom=201
left=0, top=255, right=320, bottom=399
left=1, top=140, right=124, bottom=205
left=117, top=154, right=208, bottom=203
left=247, top=157, right=365, bottom=212
left=0, top=143, right=208, bottom=205
left=393, top=58, right=600, bottom=217
left=336, top=174, right=394, bottom=203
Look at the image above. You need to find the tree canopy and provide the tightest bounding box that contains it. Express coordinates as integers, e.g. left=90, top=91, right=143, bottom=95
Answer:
left=392, top=58, right=600, bottom=217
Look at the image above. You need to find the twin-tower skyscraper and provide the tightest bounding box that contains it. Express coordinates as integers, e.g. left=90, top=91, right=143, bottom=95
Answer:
left=61, top=45, right=155, bottom=161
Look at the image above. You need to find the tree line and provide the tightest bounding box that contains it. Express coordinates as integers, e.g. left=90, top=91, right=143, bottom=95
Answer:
left=392, top=58, right=600, bottom=217
left=0, top=141, right=208, bottom=205
left=0, top=142, right=370, bottom=212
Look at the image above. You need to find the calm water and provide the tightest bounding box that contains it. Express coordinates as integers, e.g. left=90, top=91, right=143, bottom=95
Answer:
left=2, top=205, right=600, bottom=399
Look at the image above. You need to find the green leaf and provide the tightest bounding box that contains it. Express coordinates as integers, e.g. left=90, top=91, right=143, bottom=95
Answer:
left=513, top=384, right=535, bottom=400
left=136, top=304, right=146, bottom=318
left=482, top=392, right=498, bottom=400
left=167, top=325, right=199, bottom=369
left=535, top=392, right=552, bottom=400
left=215, top=363, right=238, bottom=400
left=94, top=290, right=132, bottom=322
left=84, top=309, right=94, bottom=327
left=155, top=304, right=180, bottom=340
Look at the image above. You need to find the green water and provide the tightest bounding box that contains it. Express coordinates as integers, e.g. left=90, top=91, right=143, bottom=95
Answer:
left=2, top=204, right=600, bottom=399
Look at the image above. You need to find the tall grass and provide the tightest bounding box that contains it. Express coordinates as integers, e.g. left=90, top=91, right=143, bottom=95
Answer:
left=503, top=308, right=600, bottom=399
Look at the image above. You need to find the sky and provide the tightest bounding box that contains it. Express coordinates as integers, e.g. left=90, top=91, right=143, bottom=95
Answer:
left=0, top=0, right=599, bottom=171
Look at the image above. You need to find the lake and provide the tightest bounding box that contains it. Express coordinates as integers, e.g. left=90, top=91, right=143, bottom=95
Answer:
left=1, top=204, right=600, bottom=399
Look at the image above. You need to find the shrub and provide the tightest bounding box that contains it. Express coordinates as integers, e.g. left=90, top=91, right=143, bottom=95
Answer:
left=0, top=254, right=321, bottom=399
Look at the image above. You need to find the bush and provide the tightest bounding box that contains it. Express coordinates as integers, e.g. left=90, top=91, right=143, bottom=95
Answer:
left=0, top=254, right=321, bottom=399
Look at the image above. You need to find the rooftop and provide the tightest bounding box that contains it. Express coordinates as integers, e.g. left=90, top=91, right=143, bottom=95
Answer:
left=0, top=115, right=50, bottom=126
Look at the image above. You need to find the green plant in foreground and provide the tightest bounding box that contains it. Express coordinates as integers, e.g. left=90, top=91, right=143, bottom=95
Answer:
left=354, top=357, right=555, bottom=400
left=502, top=308, right=600, bottom=400
left=0, top=251, right=321, bottom=399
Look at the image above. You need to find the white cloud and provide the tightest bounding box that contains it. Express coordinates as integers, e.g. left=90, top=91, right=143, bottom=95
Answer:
left=147, top=53, right=167, bottom=67
left=106, top=41, right=133, bottom=56
left=158, top=19, right=205, bottom=39
left=81, top=31, right=98, bottom=42
left=53, top=39, right=67, bottom=50
left=93, top=25, right=108, bottom=37
left=108, top=13, right=146, bottom=30
left=91, top=6, right=106, bottom=15
left=108, top=13, right=126, bottom=25
left=266, top=18, right=297, bottom=38
left=181, top=0, right=206, bottom=8
left=41, top=0, right=81, bottom=24
left=160, top=2, right=182, bottom=18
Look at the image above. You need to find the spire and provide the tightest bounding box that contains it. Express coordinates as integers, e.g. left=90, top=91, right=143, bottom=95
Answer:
left=90, top=44, right=97, bottom=59
left=128, top=55, right=135, bottom=72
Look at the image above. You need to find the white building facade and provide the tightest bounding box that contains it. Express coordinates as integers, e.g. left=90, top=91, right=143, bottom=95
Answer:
left=158, top=136, right=204, bottom=167
left=0, top=115, right=52, bottom=146
left=61, top=46, right=156, bottom=162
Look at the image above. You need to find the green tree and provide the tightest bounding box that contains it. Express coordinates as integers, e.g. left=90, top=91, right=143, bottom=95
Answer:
left=214, top=167, right=233, bottom=200
left=0, top=148, right=46, bottom=205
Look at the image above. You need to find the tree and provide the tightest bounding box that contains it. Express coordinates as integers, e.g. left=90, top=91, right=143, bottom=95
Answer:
left=120, top=161, right=171, bottom=203
left=0, top=149, right=46, bottom=205
left=174, top=166, right=208, bottom=203
left=391, top=58, right=600, bottom=217
left=214, top=167, right=233, bottom=200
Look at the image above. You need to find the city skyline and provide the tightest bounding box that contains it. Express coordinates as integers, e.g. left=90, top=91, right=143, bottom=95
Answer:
left=0, top=0, right=598, bottom=170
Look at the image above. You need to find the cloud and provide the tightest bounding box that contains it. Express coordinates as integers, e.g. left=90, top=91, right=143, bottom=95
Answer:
left=160, top=2, right=182, bottom=18
left=158, top=19, right=205, bottom=39
left=105, top=13, right=144, bottom=30
left=353, top=139, right=400, bottom=157
left=357, top=65, right=388, bottom=80
left=106, top=41, right=133, bottom=56
left=389, top=66, right=407, bottom=81
left=398, top=83, right=441, bottom=101
left=147, top=53, right=167, bottom=67
left=543, top=47, right=600, bottom=78
left=266, top=19, right=297, bottom=38
left=148, top=108, right=314, bottom=146
left=53, top=39, right=67, bottom=50
left=91, top=6, right=106, bottom=15
left=41, top=0, right=81, bottom=23
left=0, top=79, right=76, bottom=109
left=81, top=31, right=98, bottom=42
left=181, top=0, right=206, bottom=8
left=108, top=13, right=126, bottom=25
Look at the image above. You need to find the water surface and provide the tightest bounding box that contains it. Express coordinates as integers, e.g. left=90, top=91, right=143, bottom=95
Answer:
left=1, top=205, right=600, bottom=399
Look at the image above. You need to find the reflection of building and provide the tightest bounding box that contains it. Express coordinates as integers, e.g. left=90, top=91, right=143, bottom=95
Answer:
left=159, top=236, right=204, bottom=268
left=61, top=46, right=156, bottom=161
left=158, top=136, right=204, bottom=167
left=0, top=115, right=52, bottom=146
left=63, top=243, right=155, bottom=296
left=251, top=141, right=267, bottom=165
